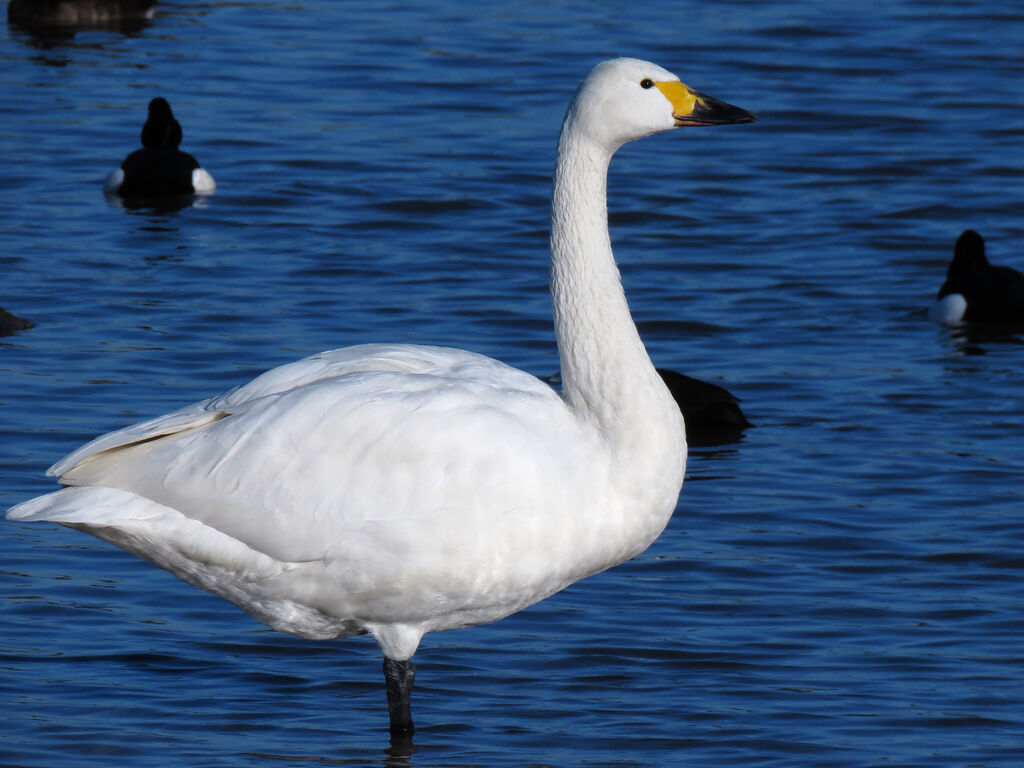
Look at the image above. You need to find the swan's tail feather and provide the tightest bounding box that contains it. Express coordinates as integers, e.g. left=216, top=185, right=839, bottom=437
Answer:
left=6, top=486, right=359, bottom=641
left=7, top=486, right=281, bottom=599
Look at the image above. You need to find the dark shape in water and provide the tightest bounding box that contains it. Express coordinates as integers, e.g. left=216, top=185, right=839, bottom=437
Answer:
left=929, top=229, right=1024, bottom=325
left=545, top=368, right=752, bottom=447
left=655, top=368, right=752, bottom=447
left=8, top=0, right=157, bottom=32
left=105, top=98, right=216, bottom=200
left=0, top=307, right=34, bottom=336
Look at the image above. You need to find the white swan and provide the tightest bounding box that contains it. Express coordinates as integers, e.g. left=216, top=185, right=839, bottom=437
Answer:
left=7, top=58, right=754, bottom=737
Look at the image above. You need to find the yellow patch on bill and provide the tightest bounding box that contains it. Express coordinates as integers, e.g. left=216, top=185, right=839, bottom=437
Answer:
left=653, top=81, right=699, bottom=118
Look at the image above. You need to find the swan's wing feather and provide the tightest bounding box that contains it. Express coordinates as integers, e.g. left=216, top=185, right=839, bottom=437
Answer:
left=51, top=343, right=517, bottom=477
left=49, top=403, right=225, bottom=478
left=8, top=486, right=273, bottom=574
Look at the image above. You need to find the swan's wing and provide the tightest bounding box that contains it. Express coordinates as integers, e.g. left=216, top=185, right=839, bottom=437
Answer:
left=35, top=343, right=592, bottom=568
left=50, top=403, right=224, bottom=477
left=49, top=343, right=514, bottom=476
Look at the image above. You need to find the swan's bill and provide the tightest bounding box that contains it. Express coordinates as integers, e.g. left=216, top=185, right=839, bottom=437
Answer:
left=654, top=81, right=756, bottom=126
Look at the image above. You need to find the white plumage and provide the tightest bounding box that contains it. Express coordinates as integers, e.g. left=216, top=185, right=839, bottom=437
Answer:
left=8, top=58, right=754, bottom=736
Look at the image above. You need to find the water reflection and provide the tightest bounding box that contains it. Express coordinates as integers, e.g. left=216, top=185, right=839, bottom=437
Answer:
left=384, top=736, right=414, bottom=767
left=945, top=322, right=1024, bottom=354
left=245, top=739, right=414, bottom=767
left=106, top=191, right=210, bottom=215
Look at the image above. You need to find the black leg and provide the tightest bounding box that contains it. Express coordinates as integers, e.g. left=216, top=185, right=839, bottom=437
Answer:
left=383, top=657, right=416, bottom=737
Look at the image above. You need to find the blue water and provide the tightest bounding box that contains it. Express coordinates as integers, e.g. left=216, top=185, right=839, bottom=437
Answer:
left=2, top=1, right=1023, bottom=766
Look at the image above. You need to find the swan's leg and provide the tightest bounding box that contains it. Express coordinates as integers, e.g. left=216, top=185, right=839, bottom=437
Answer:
left=383, top=657, right=416, bottom=737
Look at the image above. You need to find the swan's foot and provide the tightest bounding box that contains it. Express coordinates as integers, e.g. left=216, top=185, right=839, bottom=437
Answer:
left=383, top=657, right=416, bottom=737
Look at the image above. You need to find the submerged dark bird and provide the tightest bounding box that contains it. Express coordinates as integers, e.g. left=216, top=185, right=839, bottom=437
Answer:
left=104, top=98, right=215, bottom=199
left=928, top=230, right=1024, bottom=325
left=0, top=307, right=34, bottom=336
left=655, top=368, right=751, bottom=446
left=7, top=0, right=157, bottom=28
left=546, top=368, right=752, bottom=446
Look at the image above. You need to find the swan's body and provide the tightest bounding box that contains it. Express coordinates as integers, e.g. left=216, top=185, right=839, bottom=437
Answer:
left=8, top=59, right=753, bottom=736
left=928, top=230, right=1024, bottom=325
left=104, top=97, right=215, bottom=199
left=32, top=344, right=655, bottom=653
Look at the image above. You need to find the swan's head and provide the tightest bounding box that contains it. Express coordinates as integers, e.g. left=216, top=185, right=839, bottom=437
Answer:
left=564, top=58, right=755, bottom=152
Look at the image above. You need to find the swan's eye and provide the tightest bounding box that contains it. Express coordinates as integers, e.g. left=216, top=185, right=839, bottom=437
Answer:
left=640, top=79, right=654, bottom=89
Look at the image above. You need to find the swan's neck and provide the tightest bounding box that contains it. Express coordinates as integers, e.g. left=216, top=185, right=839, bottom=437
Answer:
left=549, top=127, right=686, bottom=476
